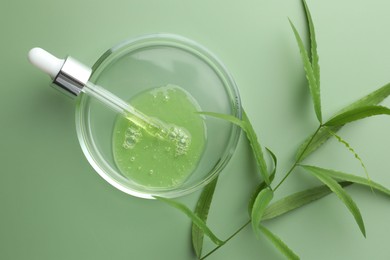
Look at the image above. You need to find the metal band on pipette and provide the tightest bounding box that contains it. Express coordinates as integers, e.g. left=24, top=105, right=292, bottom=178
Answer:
left=53, top=56, right=92, bottom=97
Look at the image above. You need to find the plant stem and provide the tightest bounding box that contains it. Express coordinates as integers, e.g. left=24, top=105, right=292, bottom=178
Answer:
left=274, top=125, right=322, bottom=191
left=200, top=125, right=323, bottom=259
left=200, top=220, right=251, bottom=260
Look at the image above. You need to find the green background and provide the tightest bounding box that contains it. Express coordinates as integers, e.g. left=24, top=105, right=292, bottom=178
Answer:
left=1, top=0, right=390, bottom=259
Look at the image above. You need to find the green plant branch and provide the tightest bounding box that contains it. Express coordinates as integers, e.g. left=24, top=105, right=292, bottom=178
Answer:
left=198, top=101, right=390, bottom=258
left=200, top=125, right=323, bottom=259
left=199, top=121, right=357, bottom=258
left=183, top=0, right=390, bottom=258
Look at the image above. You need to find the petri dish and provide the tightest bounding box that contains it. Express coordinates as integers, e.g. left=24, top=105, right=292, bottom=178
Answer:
left=75, top=34, right=241, bottom=199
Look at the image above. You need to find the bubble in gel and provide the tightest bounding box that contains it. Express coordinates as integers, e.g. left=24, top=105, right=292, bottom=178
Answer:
left=123, top=126, right=143, bottom=149
left=169, top=131, right=177, bottom=139
left=126, top=126, right=138, bottom=136
left=123, top=137, right=136, bottom=149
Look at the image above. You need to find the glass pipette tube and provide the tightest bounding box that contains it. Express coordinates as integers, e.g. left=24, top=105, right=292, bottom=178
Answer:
left=83, top=81, right=170, bottom=139
left=27, top=47, right=182, bottom=141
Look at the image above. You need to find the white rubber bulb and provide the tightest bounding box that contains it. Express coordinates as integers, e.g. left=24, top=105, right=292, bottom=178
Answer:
left=28, top=48, right=65, bottom=79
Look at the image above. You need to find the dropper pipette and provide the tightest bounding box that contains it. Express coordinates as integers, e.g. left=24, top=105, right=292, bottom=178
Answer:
left=28, top=48, right=178, bottom=140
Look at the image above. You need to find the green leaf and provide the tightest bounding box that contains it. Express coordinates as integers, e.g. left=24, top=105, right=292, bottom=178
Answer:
left=297, top=106, right=390, bottom=162
left=248, top=148, right=277, bottom=215
left=199, top=111, right=245, bottom=128
left=200, top=111, right=270, bottom=185
left=289, top=19, right=322, bottom=123
left=192, top=177, right=219, bottom=258
left=301, top=165, right=366, bottom=237
left=302, top=0, right=320, bottom=88
left=248, top=182, right=268, bottom=217
left=302, top=165, right=390, bottom=197
left=266, top=147, right=278, bottom=177
left=248, top=172, right=276, bottom=216
left=242, top=111, right=270, bottom=184
left=324, top=105, right=390, bottom=126
left=251, top=187, right=274, bottom=237
left=154, top=196, right=224, bottom=246
left=263, top=182, right=352, bottom=221
left=296, top=82, right=390, bottom=161
left=335, top=82, right=390, bottom=115
left=259, top=225, right=300, bottom=260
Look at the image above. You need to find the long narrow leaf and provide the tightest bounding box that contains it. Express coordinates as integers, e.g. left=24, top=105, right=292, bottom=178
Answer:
left=266, top=148, right=278, bottom=177
left=296, top=82, right=390, bottom=161
left=199, top=111, right=245, bottom=128
left=191, top=177, right=219, bottom=257
left=154, top=196, right=224, bottom=246
left=242, top=111, right=270, bottom=184
left=335, top=82, right=390, bottom=115
left=251, top=188, right=274, bottom=237
left=200, top=111, right=270, bottom=185
left=289, top=19, right=322, bottom=123
left=248, top=148, right=277, bottom=215
left=301, top=165, right=390, bottom=196
left=302, top=0, right=320, bottom=87
left=325, top=105, right=390, bottom=126
left=263, top=182, right=351, bottom=221
left=301, top=165, right=366, bottom=237
left=248, top=171, right=276, bottom=216
left=259, top=225, right=300, bottom=260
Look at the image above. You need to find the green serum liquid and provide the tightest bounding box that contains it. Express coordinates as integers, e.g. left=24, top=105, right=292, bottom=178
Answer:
left=112, top=84, right=206, bottom=188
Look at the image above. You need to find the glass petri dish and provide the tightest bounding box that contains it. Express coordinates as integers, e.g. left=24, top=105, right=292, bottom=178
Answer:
left=75, top=34, right=241, bottom=199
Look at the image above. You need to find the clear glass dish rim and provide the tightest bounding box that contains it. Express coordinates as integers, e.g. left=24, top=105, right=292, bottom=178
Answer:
left=75, top=33, right=242, bottom=199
